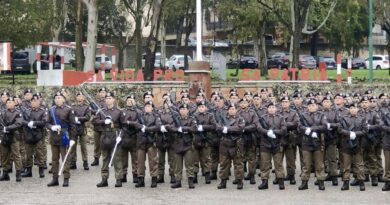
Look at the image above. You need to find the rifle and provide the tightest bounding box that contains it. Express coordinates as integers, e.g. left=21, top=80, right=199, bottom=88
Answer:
left=219, top=112, right=240, bottom=140
left=258, top=116, right=277, bottom=149
left=365, top=119, right=379, bottom=146
left=19, top=106, right=31, bottom=122
left=136, top=111, right=154, bottom=144
left=297, top=112, right=320, bottom=148
left=79, top=85, right=104, bottom=116
left=156, top=116, right=168, bottom=143
left=379, top=109, right=390, bottom=127
left=339, top=116, right=358, bottom=150
left=171, top=112, right=192, bottom=144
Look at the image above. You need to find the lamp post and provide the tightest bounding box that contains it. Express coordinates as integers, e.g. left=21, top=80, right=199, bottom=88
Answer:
left=196, top=0, right=203, bottom=61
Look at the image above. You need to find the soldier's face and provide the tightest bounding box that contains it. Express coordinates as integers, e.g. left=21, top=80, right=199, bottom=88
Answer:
left=31, top=99, right=40, bottom=108
left=230, top=96, right=238, bottom=104
left=316, top=95, right=324, bottom=102
left=196, top=96, right=204, bottom=102
left=361, top=101, right=369, bottom=109
left=322, top=100, right=332, bottom=109
left=281, top=100, right=290, bottom=109
left=370, top=100, right=377, bottom=108
left=198, top=105, right=207, bottom=113
left=76, top=95, right=85, bottom=102
left=144, top=95, right=153, bottom=103
left=228, top=106, right=237, bottom=116
left=6, top=100, right=15, bottom=109
left=268, top=105, right=276, bottom=114
left=126, top=98, right=135, bottom=107
left=308, top=104, right=318, bottom=113
left=145, top=104, right=153, bottom=113
left=54, top=96, right=65, bottom=106
left=253, top=97, right=262, bottom=106
left=179, top=108, right=189, bottom=116
left=245, top=95, right=252, bottom=101
left=105, top=97, right=114, bottom=107
left=269, top=97, right=276, bottom=103
left=25, top=93, right=33, bottom=100
left=99, top=91, right=107, bottom=98
left=240, top=101, right=248, bottom=109
left=1, top=95, right=8, bottom=103
left=216, top=99, right=224, bottom=108
left=349, top=107, right=358, bottom=116
left=334, top=96, right=344, bottom=105
left=293, top=97, right=302, bottom=106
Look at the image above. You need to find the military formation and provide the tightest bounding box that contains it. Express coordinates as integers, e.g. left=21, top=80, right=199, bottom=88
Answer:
left=0, top=87, right=390, bottom=192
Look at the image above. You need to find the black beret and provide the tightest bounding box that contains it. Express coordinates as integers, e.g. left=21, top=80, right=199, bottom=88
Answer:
left=307, top=99, right=317, bottom=105
left=316, top=92, right=323, bottom=96
left=196, top=92, right=205, bottom=98
left=6, top=96, right=15, bottom=102
left=1, top=91, right=10, bottom=97
left=31, top=94, right=40, bottom=101
left=126, top=95, right=135, bottom=100
left=379, top=93, right=388, bottom=99
left=267, top=102, right=277, bottom=108
left=197, top=101, right=207, bottom=107
left=244, top=91, right=252, bottom=96
left=230, top=88, right=238, bottom=93
left=353, top=93, right=361, bottom=98
left=230, top=92, right=238, bottom=97
left=143, top=91, right=154, bottom=98
left=24, top=88, right=33, bottom=94
left=105, top=92, right=115, bottom=98
left=211, top=91, right=219, bottom=97
left=98, top=87, right=107, bottom=92
left=306, top=92, right=315, bottom=98
left=293, top=93, right=302, bottom=98
left=227, top=103, right=236, bottom=109
left=180, top=89, right=189, bottom=94
left=334, top=93, right=345, bottom=98
left=179, top=103, right=189, bottom=109
left=268, top=93, right=275, bottom=98
left=346, top=103, right=359, bottom=109
left=239, top=98, right=249, bottom=103
left=360, top=96, right=370, bottom=103
left=364, top=90, right=373, bottom=95
left=322, top=95, right=333, bottom=102
left=53, top=91, right=65, bottom=99
left=281, top=96, right=290, bottom=101
left=181, top=94, right=189, bottom=99
left=253, top=93, right=260, bottom=98
left=162, top=93, right=170, bottom=98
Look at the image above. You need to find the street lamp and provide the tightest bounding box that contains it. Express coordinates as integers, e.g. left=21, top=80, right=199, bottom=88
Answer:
left=196, top=0, right=203, bottom=61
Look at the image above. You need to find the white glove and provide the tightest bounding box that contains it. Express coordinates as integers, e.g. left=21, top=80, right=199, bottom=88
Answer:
left=75, top=117, right=81, bottom=124
left=141, top=125, right=146, bottom=133
left=367, top=124, right=371, bottom=130
left=116, top=136, right=122, bottom=143
left=222, top=126, right=228, bottom=134
left=69, top=140, right=76, bottom=147
left=267, top=130, right=274, bottom=138
left=51, top=125, right=60, bottom=132
left=28, top=121, right=34, bottom=129
left=311, top=132, right=318, bottom=138
left=104, top=118, right=112, bottom=125
left=327, top=123, right=332, bottom=131
left=305, top=128, right=311, bottom=135
left=178, top=127, right=183, bottom=133
left=160, top=125, right=167, bottom=133
left=3, top=127, right=7, bottom=133
left=197, top=125, right=204, bottom=132
left=350, top=132, right=356, bottom=140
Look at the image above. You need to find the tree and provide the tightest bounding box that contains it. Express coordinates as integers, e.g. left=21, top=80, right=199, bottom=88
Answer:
left=375, top=0, right=390, bottom=63
left=80, top=0, right=98, bottom=72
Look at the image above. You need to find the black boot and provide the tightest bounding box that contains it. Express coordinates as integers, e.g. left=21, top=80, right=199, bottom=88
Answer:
left=249, top=175, right=256, bottom=184
left=217, top=179, right=227, bottom=189
left=378, top=174, right=386, bottom=183
left=70, top=161, right=77, bottom=170
left=170, top=175, right=176, bottom=184
left=39, top=167, right=45, bottom=178
left=16, top=171, right=22, bottom=182
left=21, top=167, right=32, bottom=178
left=278, top=178, right=285, bottom=190
left=232, top=178, right=238, bottom=184
left=318, top=180, right=325, bottom=190
left=83, top=161, right=89, bottom=170
left=290, top=175, right=296, bottom=185
left=96, top=177, right=108, bottom=187
left=298, top=180, right=308, bottom=190
left=325, top=174, right=332, bottom=181
left=91, top=158, right=99, bottom=166
left=135, top=177, right=145, bottom=188
left=332, top=176, right=338, bottom=186
left=258, top=179, right=268, bottom=190
left=341, top=180, right=349, bottom=191
left=63, top=178, right=69, bottom=187
left=314, top=180, right=319, bottom=185
left=205, top=172, right=211, bottom=184
left=382, top=181, right=390, bottom=191
left=188, top=177, right=195, bottom=189
left=193, top=175, right=198, bottom=184
left=47, top=176, right=59, bottom=187
left=122, top=174, right=127, bottom=183
left=273, top=177, right=278, bottom=185
left=210, top=171, right=218, bottom=180
left=132, top=174, right=138, bottom=183
left=371, top=176, right=378, bottom=186
left=350, top=178, right=359, bottom=186
left=364, top=174, right=370, bottom=182
left=151, top=177, right=157, bottom=188
left=359, top=180, right=365, bottom=191
left=157, top=175, right=164, bottom=183
left=244, top=174, right=250, bottom=180
left=171, top=180, right=182, bottom=188
left=237, top=179, right=243, bottom=190
left=115, top=179, right=122, bottom=187
left=0, top=171, right=10, bottom=181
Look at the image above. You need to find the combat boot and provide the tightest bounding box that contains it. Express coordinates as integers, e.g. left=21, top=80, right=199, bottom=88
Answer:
left=151, top=177, right=157, bottom=188
left=63, top=178, right=69, bottom=187
left=318, top=180, right=325, bottom=190
left=39, top=167, right=45, bottom=178
left=0, top=171, right=10, bottom=181
left=382, top=181, right=390, bottom=191
left=236, top=179, right=243, bottom=190
left=132, top=174, right=138, bottom=183
left=70, top=161, right=77, bottom=170
left=217, top=179, right=227, bottom=189
left=83, top=160, right=89, bottom=170
left=135, top=177, right=145, bottom=188
left=249, top=175, right=256, bottom=185
left=341, top=180, right=349, bottom=191
left=91, top=158, right=99, bottom=166
left=378, top=174, right=385, bottom=183
left=278, top=178, right=285, bottom=190
left=210, top=171, right=218, bottom=180
left=96, top=177, right=108, bottom=187
left=122, top=174, right=127, bottom=183
left=205, top=172, right=211, bottom=184
left=232, top=178, right=238, bottom=184
left=115, top=179, right=122, bottom=187
left=258, top=179, right=268, bottom=190
left=16, top=171, right=22, bottom=182
left=332, top=176, right=338, bottom=186
left=171, top=180, right=182, bottom=188
left=364, top=174, right=370, bottom=182
left=193, top=175, right=198, bottom=184
left=359, top=180, right=365, bottom=191
left=170, top=175, right=176, bottom=184
left=350, top=178, right=359, bottom=186
left=298, top=180, right=308, bottom=190
left=188, top=177, right=195, bottom=189
left=371, top=176, right=378, bottom=186
left=157, top=174, right=164, bottom=183
left=21, top=167, right=32, bottom=178
left=47, top=176, right=59, bottom=187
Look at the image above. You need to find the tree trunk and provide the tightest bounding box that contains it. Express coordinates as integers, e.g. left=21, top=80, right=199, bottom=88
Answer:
left=175, top=18, right=184, bottom=53
left=259, top=21, right=267, bottom=76
left=82, top=0, right=98, bottom=72
left=134, top=0, right=143, bottom=70
left=310, top=32, right=318, bottom=57
left=253, top=34, right=260, bottom=69
left=118, top=46, right=125, bottom=71
left=75, top=0, right=84, bottom=71
left=291, top=29, right=301, bottom=68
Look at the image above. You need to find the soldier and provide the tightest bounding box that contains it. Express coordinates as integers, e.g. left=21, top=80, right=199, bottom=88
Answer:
left=95, top=92, right=123, bottom=188
left=21, top=94, right=47, bottom=178
left=298, top=99, right=327, bottom=190
left=156, top=98, right=176, bottom=184
left=35, top=92, right=48, bottom=170
left=134, top=101, right=159, bottom=188
left=217, top=103, right=245, bottom=190
left=0, top=96, right=23, bottom=182
left=321, top=95, right=340, bottom=186
left=170, top=104, right=197, bottom=189
left=338, top=103, right=366, bottom=191
left=0, top=92, right=9, bottom=110
left=291, top=92, right=306, bottom=173
left=382, top=109, right=390, bottom=191
left=238, top=98, right=258, bottom=185
left=119, top=95, right=139, bottom=184
left=70, top=92, right=91, bottom=170
left=279, top=96, right=299, bottom=185
left=359, top=96, right=383, bottom=186
left=193, top=100, right=216, bottom=184
left=91, top=87, right=108, bottom=167
left=46, top=92, right=76, bottom=187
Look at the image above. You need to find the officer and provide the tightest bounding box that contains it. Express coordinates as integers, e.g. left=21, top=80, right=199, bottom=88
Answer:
left=91, top=87, right=108, bottom=167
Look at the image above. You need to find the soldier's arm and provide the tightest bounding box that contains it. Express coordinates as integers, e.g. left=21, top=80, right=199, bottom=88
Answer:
left=243, top=112, right=258, bottom=132
left=371, top=113, right=383, bottom=130
left=228, top=118, right=245, bottom=134
left=273, top=117, right=287, bottom=137
left=310, top=114, right=326, bottom=132
left=145, top=116, right=160, bottom=132
left=33, top=110, right=48, bottom=128
left=181, top=118, right=197, bottom=133
left=45, top=109, right=56, bottom=129
left=6, top=113, right=23, bottom=131
left=91, top=112, right=105, bottom=126
left=202, top=113, right=216, bottom=131
left=286, top=112, right=298, bottom=131
left=78, top=107, right=91, bottom=122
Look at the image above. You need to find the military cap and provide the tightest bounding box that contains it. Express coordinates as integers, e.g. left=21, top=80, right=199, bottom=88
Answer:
left=346, top=103, right=359, bottom=109
left=267, top=102, right=277, bottom=108
left=24, top=88, right=33, bottom=94
left=53, top=91, right=65, bottom=99
left=306, top=92, right=315, bottom=98
left=379, top=93, right=388, bottom=99
left=293, top=93, right=302, bottom=98
left=364, top=90, right=373, bottom=95
left=322, top=95, right=333, bottom=102
left=179, top=103, right=188, bottom=109
left=181, top=94, right=189, bottom=99
left=31, top=94, right=40, bottom=101
left=230, top=92, right=238, bottom=97
left=360, top=96, right=370, bottom=103
left=239, top=98, right=249, bottom=103
left=105, top=92, right=115, bottom=98
left=307, top=99, right=317, bottom=105
left=126, top=95, right=135, bottom=100
left=98, top=87, right=107, bottom=92
left=227, top=103, right=236, bottom=109
left=6, top=96, right=15, bottom=102
left=244, top=91, right=252, bottom=96
left=197, top=101, right=207, bottom=107
left=1, top=91, right=10, bottom=97
left=281, top=96, right=291, bottom=101
left=230, top=88, right=238, bottom=93
left=143, top=91, right=154, bottom=98
left=75, top=91, right=84, bottom=96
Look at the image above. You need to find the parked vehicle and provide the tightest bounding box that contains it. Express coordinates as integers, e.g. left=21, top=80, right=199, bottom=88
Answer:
left=315, top=56, right=336, bottom=69
left=94, top=56, right=112, bottom=73
left=341, top=58, right=366, bottom=69
left=299, top=55, right=317, bottom=69
left=142, top=52, right=168, bottom=69
left=239, top=55, right=258, bottom=69
left=33, top=54, right=61, bottom=73
left=11, top=52, right=31, bottom=74
left=365, top=55, right=389, bottom=69
left=203, top=39, right=230, bottom=47
left=267, top=52, right=289, bottom=69
left=165, top=55, right=193, bottom=70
